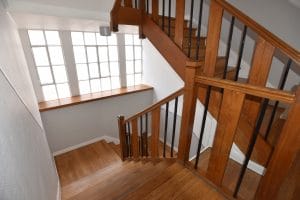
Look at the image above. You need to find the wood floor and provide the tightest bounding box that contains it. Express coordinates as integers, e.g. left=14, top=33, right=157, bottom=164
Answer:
left=55, top=140, right=229, bottom=200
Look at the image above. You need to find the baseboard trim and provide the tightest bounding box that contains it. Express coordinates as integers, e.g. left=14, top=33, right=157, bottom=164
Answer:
left=53, top=135, right=120, bottom=156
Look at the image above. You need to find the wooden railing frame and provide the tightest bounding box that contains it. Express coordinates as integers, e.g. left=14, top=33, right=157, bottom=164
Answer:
left=117, top=115, right=127, bottom=161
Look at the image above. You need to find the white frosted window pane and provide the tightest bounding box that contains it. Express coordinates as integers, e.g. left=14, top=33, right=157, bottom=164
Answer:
left=111, top=77, right=120, bottom=89
left=135, top=74, right=142, bottom=85
left=134, top=46, right=142, bottom=59
left=96, top=33, right=107, bottom=45
left=53, top=65, right=68, bottom=83
left=73, top=46, right=87, bottom=63
left=79, top=80, right=90, bottom=94
left=125, top=34, right=133, bottom=45
left=45, top=31, right=60, bottom=45
left=28, top=30, right=45, bottom=45
left=109, top=46, right=118, bottom=61
left=84, top=32, right=96, bottom=45
left=42, top=85, right=57, bottom=101
left=98, top=47, right=108, bottom=62
left=76, top=64, right=89, bottom=80
left=32, top=47, right=49, bottom=66
left=57, top=83, right=71, bottom=98
left=127, top=74, right=134, bottom=87
left=107, top=34, right=117, bottom=45
left=101, top=77, right=111, bottom=91
left=48, top=46, right=64, bottom=65
left=89, top=63, right=99, bottom=78
left=126, top=61, right=134, bottom=74
left=135, top=60, right=142, bottom=73
left=87, top=47, right=97, bottom=63
left=37, top=67, right=53, bottom=84
left=134, top=35, right=141, bottom=45
left=110, top=62, right=119, bottom=76
left=125, top=46, right=134, bottom=60
left=100, top=62, right=110, bottom=77
left=90, top=79, right=101, bottom=93
left=71, top=32, right=84, bottom=45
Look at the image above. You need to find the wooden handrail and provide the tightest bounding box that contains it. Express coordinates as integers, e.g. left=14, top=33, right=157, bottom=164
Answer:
left=195, top=76, right=295, bottom=104
left=125, top=88, right=184, bottom=122
left=215, top=0, right=300, bottom=64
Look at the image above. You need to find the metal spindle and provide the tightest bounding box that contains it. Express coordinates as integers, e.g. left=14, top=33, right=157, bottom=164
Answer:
left=145, top=113, right=148, bottom=156
left=171, top=97, right=179, bottom=157
left=234, top=25, right=248, bottom=81
left=135, top=0, right=138, bottom=8
left=140, top=116, right=144, bottom=156
left=194, top=86, right=212, bottom=169
left=223, top=16, right=235, bottom=79
left=146, top=0, right=149, bottom=14
left=265, top=59, right=292, bottom=139
left=168, top=0, right=172, bottom=36
left=233, top=98, right=269, bottom=197
left=188, top=0, right=195, bottom=57
left=127, top=122, right=131, bottom=157
left=163, top=102, right=169, bottom=157
left=195, top=0, right=204, bottom=60
left=162, top=0, right=165, bottom=29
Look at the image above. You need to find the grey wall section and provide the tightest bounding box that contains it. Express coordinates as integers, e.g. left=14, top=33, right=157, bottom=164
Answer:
left=41, top=90, right=154, bottom=153
left=0, top=1, right=59, bottom=199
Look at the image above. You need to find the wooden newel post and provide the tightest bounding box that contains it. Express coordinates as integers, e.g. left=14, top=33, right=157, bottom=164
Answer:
left=139, top=0, right=146, bottom=39
left=174, top=0, right=185, bottom=48
left=177, top=62, right=201, bottom=162
left=255, top=86, right=300, bottom=199
left=118, top=115, right=127, bottom=161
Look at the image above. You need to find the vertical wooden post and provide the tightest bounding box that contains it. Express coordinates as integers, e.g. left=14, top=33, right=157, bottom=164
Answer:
left=174, top=0, right=185, bottom=48
left=255, top=87, right=300, bottom=199
left=118, top=116, right=127, bottom=161
left=203, top=0, right=224, bottom=76
left=151, top=107, right=161, bottom=158
left=177, top=62, right=200, bottom=162
left=152, top=0, right=159, bottom=23
left=139, top=0, right=146, bottom=39
left=131, top=118, right=139, bottom=159
left=124, top=0, right=133, bottom=7
left=206, top=89, right=245, bottom=185
left=243, top=37, right=275, bottom=125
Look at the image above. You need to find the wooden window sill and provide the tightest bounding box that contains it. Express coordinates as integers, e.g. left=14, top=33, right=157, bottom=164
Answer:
left=38, top=84, right=153, bottom=112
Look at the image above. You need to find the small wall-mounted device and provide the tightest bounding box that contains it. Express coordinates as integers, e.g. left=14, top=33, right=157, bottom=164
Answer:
left=99, top=26, right=111, bottom=36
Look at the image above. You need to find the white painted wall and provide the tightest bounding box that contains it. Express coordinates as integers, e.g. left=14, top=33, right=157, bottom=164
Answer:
left=41, top=90, right=154, bottom=153
left=0, top=1, right=59, bottom=199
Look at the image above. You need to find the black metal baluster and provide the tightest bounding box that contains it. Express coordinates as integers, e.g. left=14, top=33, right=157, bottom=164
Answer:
left=195, top=0, right=204, bottom=60
left=223, top=16, right=235, bottom=79
left=162, top=0, right=165, bottom=30
left=233, top=98, right=269, bottom=197
left=145, top=113, right=149, bottom=156
left=140, top=116, right=144, bottom=156
left=171, top=97, right=179, bottom=157
left=168, top=0, right=172, bottom=36
left=234, top=25, right=247, bottom=81
left=264, top=59, right=292, bottom=139
left=146, top=0, right=149, bottom=14
left=163, top=102, right=169, bottom=157
left=135, top=0, right=138, bottom=8
left=127, top=122, right=131, bottom=157
left=194, top=86, right=212, bottom=169
left=188, top=0, right=195, bottom=58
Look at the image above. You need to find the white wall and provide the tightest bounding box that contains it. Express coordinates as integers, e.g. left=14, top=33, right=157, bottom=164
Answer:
left=41, top=90, right=154, bottom=153
left=0, top=1, right=59, bottom=199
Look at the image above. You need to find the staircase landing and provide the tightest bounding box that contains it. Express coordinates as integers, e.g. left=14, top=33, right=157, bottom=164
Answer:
left=55, top=140, right=229, bottom=200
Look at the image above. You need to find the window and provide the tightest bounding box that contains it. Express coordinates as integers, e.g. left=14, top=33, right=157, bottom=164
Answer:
left=125, top=34, right=143, bottom=86
left=28, top=30, right=71, bottom=101
left=71, top=32, right=121, bottom=95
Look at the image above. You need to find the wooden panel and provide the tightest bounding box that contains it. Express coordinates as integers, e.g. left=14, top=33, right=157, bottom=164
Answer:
left=195, top=76, right=295, bottom=104
left=178, top=66, right=200, bottom=162
left=174, top=0, right=185, bottom=48
left=256, top=87, right=300, bottom=199
left=131, top=118, right=139, bottom=159
left=124, top=0, right=133, bottom=7
left=118, top=116, right=127, bottom=160
left=203, top=0, right=224, bottom=76
left=152, top=0, right=159, bottom=22
left=243, top=37, right=275, bottom=125
left=151, top=107, right=161, bottom=158
left=206, top=89, right=245, bottom=185
left=118, top=7, right=141, bottom=25
left=215, top=0, right=300, bottom=64
left=143, top=16, right=188, bottom=80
